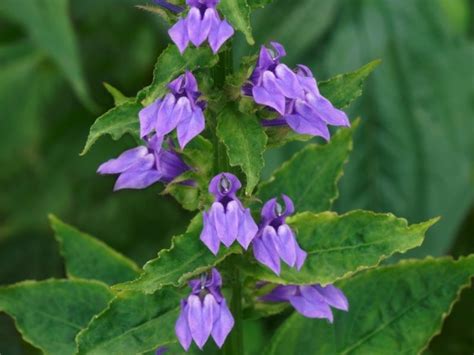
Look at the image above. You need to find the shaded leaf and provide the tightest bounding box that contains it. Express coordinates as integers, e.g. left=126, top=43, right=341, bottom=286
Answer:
left=114, top=214, right=241, bottom=294
left=49, top=215, right=141, bottom=285
left=258, top=124, right=354, bottom=212
left=265, top=255, right=474, bottom=354
left=81, top=101, right=141, bottom=155
left=219, top=0, right=255, bottom=45
left=0, top=279, right=113, bottom=355
left=241, top=211, right=438, bottom=285
left=103, top=82, right=132, bottom=106
left=217, top=106, right=267, bottom=195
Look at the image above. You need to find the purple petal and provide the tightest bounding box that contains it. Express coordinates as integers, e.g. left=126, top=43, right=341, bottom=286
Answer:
left=156, top=94, right=178, bottom=136
left=288, top=286, right=333, bottom=321
left=261, top=197, right=278, bottom=221
left=211, top=299, right=234, bottom=348
left=274, top=224, right=297, bottom=267
left=200, top=211, right=221, bottom=255
left=211, top=202, right=232, bottom=246
left=261, top=285, right=298, bottom=302
left=285, top=100, right=331, bottom=140
left=209, top=173, right=242, bottom=198
left=139, top=100, right=161, bottom=138
left=252, top=86, right=286, bottom=115
left=114, top=166, right=162, bottom=191
left=175, top=302, right=192, bottom=351
left=253, top=227, right=281, bottom=275
left=154, top=0, right=184, bottom=13
left=97, top=147, right=149, bottom=175
left=313, top=284, right=349, bottom=311
left=295, top=242, right=307, bottom=270
left=156, top=149, right=189, bottom=182
left=169, top=18, right=189, bottom=54
left=209, top=268, right=223, bottom=288
left=177, top=106, right=205, bottom=149
left=237, top=208, right=258, bottom=250
left=187, top=7, right=214, bottom=46
left=184, top=70, right=199, bottom=93
left=155, top=347, right=168, bottom=355
left=147, top=134, right=164, bottom=154
left=208, top=19, right=234, bottom=54
left=281, top=194, right=295, bottom=215
left=187, top=295, right=207, bottom=349
left=199, top=294, right=216, bottom=348
left=275, top=64, right=304, bottom=99
left=308, top=94, right=350, bottom=127
left=270, top=41, right=286, bottom=59
left=222, top=200, right=240, bottom=247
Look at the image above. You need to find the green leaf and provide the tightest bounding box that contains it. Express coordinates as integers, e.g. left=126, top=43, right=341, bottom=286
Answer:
left=319, top=59, right=381, bottom=109
left=114, top=214, right=241, bottom=294
left=76, top=288, right=182, bottom=355
left=258, top=124, right=354, bottom=212
left=247, top=0, right=273, bottom=9
left=0, top=279, right=113, bottom=355
left=80, top=101, right=141, bottom=155
left=103, top=82, right=132, bottom=106
left=0, top=0, right=92, bottom=107
left=217, top=106, right=268, bottom=195
left=241, top=211, right=438, bottom=285
left=265, top=255, right=474, bottom=354
left=219, top=0, right=255, bottom=45
left=139, top=45, right=219, bottom=106
left=49, top=215, right=141, bottom=285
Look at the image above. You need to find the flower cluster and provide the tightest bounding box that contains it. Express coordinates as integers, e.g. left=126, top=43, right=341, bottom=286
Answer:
left=176, top=269, right=234, bottom=350
left=243, top=42, right=350, bottom=140
left=169, top=0, right=234, bottom=54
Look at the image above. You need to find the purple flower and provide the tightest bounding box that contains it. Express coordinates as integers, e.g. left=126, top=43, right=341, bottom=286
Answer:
left=168, top=0, right=234, bottom=54
left=155, top=347, right=168, bottom=355
left=97, top=134, right=190, bottom=190
left=261, top=284, right=349, bottom=322
left=139, top=71, right=206, bottom=149
left=176, top=268, right=234, bottom=350
left=200, top=173, right=258, bottom=255
left=243, top=42, right=350, bottom=140
left=252, top=195, right=307, bottom=275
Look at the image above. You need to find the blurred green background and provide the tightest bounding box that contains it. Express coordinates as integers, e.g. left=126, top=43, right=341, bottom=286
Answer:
left=0, top=0, right=472, bottom=353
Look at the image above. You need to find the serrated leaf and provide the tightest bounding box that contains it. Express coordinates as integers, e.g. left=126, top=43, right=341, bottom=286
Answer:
left=240, top=211, right=438, bottom=285
left=0, top=279, right=113, bottom=355
left=76, top=288, right=182, bottom=355
left=319, top=59, right=381, bottom=109
left=103, top=82, right=132, bottom=106
left=217, top=106, right=267, bottom=195
left=49, top=215, right=141, bottom=285
left=265, top=255, right=474, bottom=354
left=219, top=0, right=255, bottom=45
left=81, top=101, right=141, bottom=155
left=139, top=45, right=219, bottom=106
left=114, top=214, right=241, bottom=294
left=258, top=124, right=354, bottom=212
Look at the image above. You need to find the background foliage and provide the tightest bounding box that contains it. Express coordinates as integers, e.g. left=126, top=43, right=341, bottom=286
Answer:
left=0, top=0, right=472, bottom=353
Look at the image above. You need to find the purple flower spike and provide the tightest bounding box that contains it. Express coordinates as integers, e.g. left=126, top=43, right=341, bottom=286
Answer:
left=261, top=284, right=349, bottom=322
left=97, top=135, right=191, bottom=191
left=175, top=268, right=234, bottom=350
left=252, top=195, right=307, bottom=275
left=168, top=0, right=234, bottom=54
left=200, top=173, right=258, bottom=255
left=243, top=42, right=350, bottom=140
left=139, top=71, right=206, bottom=149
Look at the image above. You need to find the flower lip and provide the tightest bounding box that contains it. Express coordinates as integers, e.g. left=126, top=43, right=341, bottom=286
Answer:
left=209, top=172, right=242, bottom=199
left=262, top=194, right=295, bottom=223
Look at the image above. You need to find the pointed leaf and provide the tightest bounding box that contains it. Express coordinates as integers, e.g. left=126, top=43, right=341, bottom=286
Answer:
left=103, top=82, right=132, bottom=106
left=219, top=0, right=255, bottom=45
left=258, top=124, right=354, bottom=212
left=114, top=214, right=241, bottom=294
left=265, top=255, right=474, bottom=354
left=49, top=215, right=141, bottom=285
left=0, top=279, right=113, bottom=355
left=241, top=211, right=438, bottom=285
left=217, top=106, right=267, bottom=195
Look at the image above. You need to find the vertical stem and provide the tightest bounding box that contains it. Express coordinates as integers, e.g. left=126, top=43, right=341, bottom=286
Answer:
left=211, top=44, right=243, bottom=355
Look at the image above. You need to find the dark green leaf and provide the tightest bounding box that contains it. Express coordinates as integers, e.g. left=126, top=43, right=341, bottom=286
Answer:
left=241, top=211, right=438, bottom=285
left=319, top=60, right=381, bottom=109
left=0, top=279, right=113, bottom=355
left=103, top=82, right=132, bottom=106
left=114, top=214, right=241, bottom=294
left=139, top=45, right=219, bottom=106
left=49, top=215, right=141, bottom=285
left=217, top=106, right=267, bottom=195
left=258, top=124, right=354, bottom=212
left=80, top=101, right=141, bottom=155
left=248, top=0, right=273, bottom=9
left=265, top=255, right=474, bottom=354
left=219, top=0, right=255, bottom=45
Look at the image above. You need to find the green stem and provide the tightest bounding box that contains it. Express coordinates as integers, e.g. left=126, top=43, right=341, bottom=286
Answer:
left=223, top=266, right=243, bottom=355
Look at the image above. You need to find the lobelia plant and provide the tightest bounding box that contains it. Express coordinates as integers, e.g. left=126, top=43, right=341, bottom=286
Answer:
left=0, top=1, right=473, bottom=355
